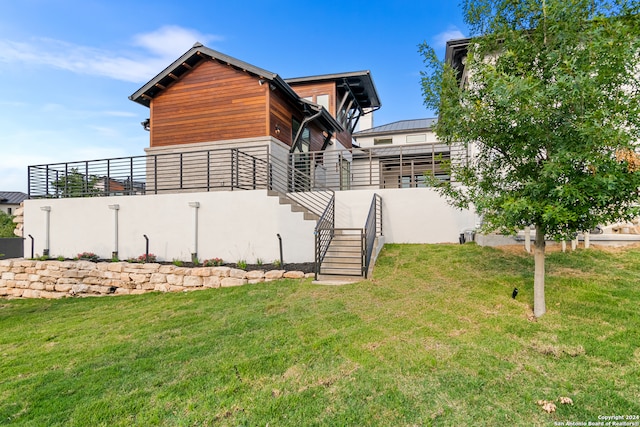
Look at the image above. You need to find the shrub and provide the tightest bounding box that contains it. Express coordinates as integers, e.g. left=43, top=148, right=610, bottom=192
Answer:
left=203, top=258, right=223, bottom=267
left=134, top=253, right=157, bottom=263
left=77, top=252, right=99, bottom=262
left=236, top=260, right=247, bottom=270
left=0, top=211, right=16, bottom=238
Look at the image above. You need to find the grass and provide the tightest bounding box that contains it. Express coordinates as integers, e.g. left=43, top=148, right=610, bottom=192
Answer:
left=1, top=243, right=639, bottom=426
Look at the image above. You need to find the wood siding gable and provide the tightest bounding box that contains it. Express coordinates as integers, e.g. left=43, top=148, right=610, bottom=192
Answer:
left=150, top=60, right=269, bottom=147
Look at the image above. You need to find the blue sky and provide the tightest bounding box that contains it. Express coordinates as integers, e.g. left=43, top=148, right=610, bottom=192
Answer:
left=0, top=0, right=467, bottom=192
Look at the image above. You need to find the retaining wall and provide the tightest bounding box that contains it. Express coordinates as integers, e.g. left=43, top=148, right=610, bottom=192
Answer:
left=0, top=259, right=310, bottom=300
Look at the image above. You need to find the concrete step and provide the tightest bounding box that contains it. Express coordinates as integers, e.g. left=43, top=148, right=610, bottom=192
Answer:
left=313, top=275, right=363, bottom=285
left=329, top=239, right=362, bottom=251
left=321, top=260, right=362, bottom=269
left=266, top=190, right=319, bottom=221
left=319, top=267, right=363, bottom=276
left=330, top=237, right=362, bottom=244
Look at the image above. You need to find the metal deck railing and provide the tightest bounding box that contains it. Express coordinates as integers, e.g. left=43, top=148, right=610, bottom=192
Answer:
left=27, top=146, right=271, bottom=198
left=28, top=142, right=468, bottom=199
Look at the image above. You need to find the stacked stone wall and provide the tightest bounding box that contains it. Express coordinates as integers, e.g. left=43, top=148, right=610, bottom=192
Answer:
left=12, top=202, right=24, bottom=237
left=0, top=259, right=310, bottom=299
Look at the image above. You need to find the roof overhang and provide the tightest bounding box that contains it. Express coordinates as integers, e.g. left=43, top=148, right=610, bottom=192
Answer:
left=285, top=71, right=381, bottom=110
left=444, top=37, right=471, bottom=83
left=128, top=43, right=345, bottom=135
left=129, top=43, right=300, bottom=108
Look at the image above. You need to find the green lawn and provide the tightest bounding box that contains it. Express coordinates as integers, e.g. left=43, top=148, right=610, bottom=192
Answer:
left=1, top=244, right=639, bottom=426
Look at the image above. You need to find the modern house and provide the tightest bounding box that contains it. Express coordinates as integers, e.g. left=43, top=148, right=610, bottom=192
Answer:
left=128, top=43, right=379, bottom=189
left=351, top=118, right=454, bottom=188
left=22, top=44, right=478, bottom=277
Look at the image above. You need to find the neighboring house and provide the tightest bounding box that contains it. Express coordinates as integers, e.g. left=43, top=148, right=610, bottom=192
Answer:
left=0, top=192, right=27, bottom=215
left=352, top=118, right=453, bottom=188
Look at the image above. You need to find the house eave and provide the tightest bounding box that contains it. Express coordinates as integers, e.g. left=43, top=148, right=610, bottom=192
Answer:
left=129, top=43, right=291, bottom=108
left=285, top=70, right=381, bottom=110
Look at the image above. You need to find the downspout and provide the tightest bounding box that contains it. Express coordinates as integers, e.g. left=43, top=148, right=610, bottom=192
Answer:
left=40, top=206, right=51, bottom=257
left=189, top=202, right=200, bottom=262
left=291, top=110, right=323, bottom=153
left=320, top=133, right=333, bottom=151
left=109, top=204, right=120, bottom=260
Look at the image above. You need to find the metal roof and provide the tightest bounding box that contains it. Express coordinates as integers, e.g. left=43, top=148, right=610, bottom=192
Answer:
left=0, top=191, right=27, bottom=205
left=285, top=71, right=381, bottom=110
left=353, top=118, right=438, bottom=137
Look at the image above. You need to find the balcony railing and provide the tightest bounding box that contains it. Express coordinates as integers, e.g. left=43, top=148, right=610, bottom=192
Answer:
left=27, top=142, right=467, bottom=200
left=28, top=146, right=270, bottom=199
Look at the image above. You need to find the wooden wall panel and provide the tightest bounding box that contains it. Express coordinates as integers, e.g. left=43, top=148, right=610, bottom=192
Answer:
left=268, top=88, right=299, bottom=147
left=150, top=60, right=268, bottom=147
left=288, top=81, right=353, bottom=149
left=289, top=82, right=336, bottom=116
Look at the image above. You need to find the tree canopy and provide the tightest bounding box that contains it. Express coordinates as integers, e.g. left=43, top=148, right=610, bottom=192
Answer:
left=52, top=168, right=100, bottom=198
left=420, top=0, right=640, bottom=317
left=0, top=211, right=16, bottom=238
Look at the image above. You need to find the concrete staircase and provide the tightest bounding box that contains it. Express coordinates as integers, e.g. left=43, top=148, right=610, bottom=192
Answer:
left=267, top=190, right=319, bottom=221
left=317, top=229, right=364, bottom=279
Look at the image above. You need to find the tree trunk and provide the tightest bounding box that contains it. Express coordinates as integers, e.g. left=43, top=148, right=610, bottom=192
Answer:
left=534, top=224, right=546, bottom=317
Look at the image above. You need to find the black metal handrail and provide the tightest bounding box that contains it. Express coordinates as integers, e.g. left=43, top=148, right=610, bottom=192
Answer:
left=28, top=141, right=469, bottom=199
left=314, top=194, right=335, bottom=280
left=363, top=193, right=382, bottom=278
left=266, top=153, right=334, bottom=217
left=27, top=146, right=270, bottom=199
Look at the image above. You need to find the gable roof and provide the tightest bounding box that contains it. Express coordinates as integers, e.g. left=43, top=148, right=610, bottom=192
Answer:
left=129, top=43, right=300, bottom=108
left=285, top=71, right=381, bottom=110
left=353, top=118, right=437, bottom=137
left=0, top=191, right=27, bottom=205
left=129, top=43, right=343, bottom=134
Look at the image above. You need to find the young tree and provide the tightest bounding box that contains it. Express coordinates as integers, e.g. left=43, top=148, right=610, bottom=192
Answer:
left=420, top=0, right=640, bottom=317
left=51, top=168, right=100, bottom=197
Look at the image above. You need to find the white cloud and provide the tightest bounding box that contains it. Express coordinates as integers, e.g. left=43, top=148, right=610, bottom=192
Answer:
left=433, top=27, right=466, bottom=49
left=104, top=111, right=138, bottom=118
left=132, top=25, right=222, bottom=58
left=0, top=26, right=224, bottom=83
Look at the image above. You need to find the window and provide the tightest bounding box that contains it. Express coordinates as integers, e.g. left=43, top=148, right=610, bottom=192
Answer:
left=7, top=207, right=12, bottom=215
left=316, top=94, right=330, bottom=110
left=374, top=138, right=392, bottom=145
left=291, top=118, right=311, bottom=191
left=291, top=118, right=310, bottom=152
left=406, top=134, right=426, bottom=143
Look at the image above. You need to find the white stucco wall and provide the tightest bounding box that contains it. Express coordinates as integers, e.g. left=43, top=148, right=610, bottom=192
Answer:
left=335, top=188, right=478, bottom=244
left=23, top=188, right=478, bottom=264
left=24, top=191, right=317, bottom=263
left=355, top=129, right=440, bottom=148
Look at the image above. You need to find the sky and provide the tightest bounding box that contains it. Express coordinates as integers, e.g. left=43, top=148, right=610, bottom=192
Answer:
left=0, top=0, right=468, bottom=192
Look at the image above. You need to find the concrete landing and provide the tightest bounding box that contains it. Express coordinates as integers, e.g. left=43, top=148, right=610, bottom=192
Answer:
left=312, top=277, right=363, bottom=286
